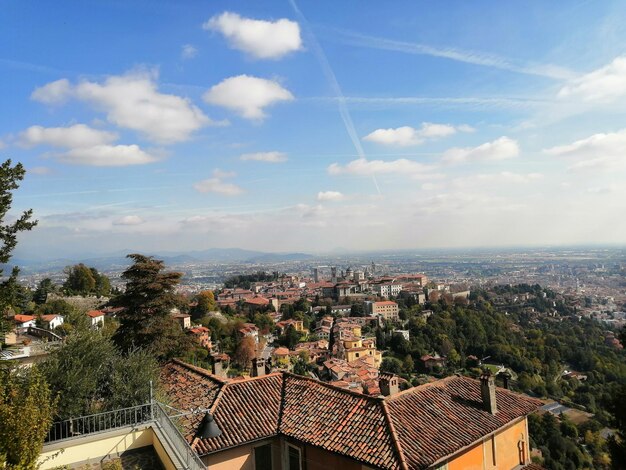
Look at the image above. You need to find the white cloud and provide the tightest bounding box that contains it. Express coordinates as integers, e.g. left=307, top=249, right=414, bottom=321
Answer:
left=31, top=78, right=72, bottom=104
left=363, top=123, right=470, bottom=147
left=204, top=12, right=302, bottom=60
left=455, top=171, right=543, bottom=186
left=19, top=124, right=117, bottom=148
left=59, top=144, right=157, bottom=166
left=544, top=128, right=626, bottom=159
left=194, top=178, right=243, bottom=196
left=29, top=166, right=52, bottom=175
left=328, top=157, right=437, bottom=179
left=181, top=44, right=198, bottom=59
left=240, top=151, right=287, bottom=163
left=212, top=168, right=236, bottom=178
left=442, top=136, right=520, bottom=164
left=32, top=71, right=212, bottom=143
left=558, top=56, right=626, bottom=102
left=317, top=191, right=344, bottom=201
left=203, top=75, right=294, bottom=120
left=113, top=215, right=145, bottom=226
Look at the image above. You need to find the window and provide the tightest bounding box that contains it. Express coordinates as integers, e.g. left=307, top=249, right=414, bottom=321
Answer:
left=254, top=443, right=272, bottom=470
left=287, top=443, right=302, bottom=470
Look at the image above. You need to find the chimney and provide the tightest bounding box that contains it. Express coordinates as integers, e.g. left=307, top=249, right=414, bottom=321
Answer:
left=480, top=372, right=497, bottom=414
left=252, top=357, right=266, bottom=377
left=499, top=371, right=511, bottom=390
left=212, top=359, right=223, bottom=377
left=380, top=373, right=399, bottom=396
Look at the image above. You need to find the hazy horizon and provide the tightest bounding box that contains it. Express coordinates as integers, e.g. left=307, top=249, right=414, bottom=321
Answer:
left=3, top=1, right=626, bottom=258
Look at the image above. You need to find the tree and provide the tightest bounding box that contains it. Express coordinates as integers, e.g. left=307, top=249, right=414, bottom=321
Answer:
left=381, top=357, right=402, bottom=375
left=41, top=330, right=158, bottom=419
left=402, top=354, right=415, bottom=374
left=0, top=364, right=55, bottom=469
left=33, top=278, right=55, bottom=304
left=0, top=160, right=37, bottom=344
left=191, top=290, right=217, bottom=319
left=112, top=254, right=189, bottom=361
left=63, top=264, right=96, bottom=295
left=234, top=336, right=256, bottom=369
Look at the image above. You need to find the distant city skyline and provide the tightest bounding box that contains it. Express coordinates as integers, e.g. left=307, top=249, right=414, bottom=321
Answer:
left=2, top=1, right=626, bottom=258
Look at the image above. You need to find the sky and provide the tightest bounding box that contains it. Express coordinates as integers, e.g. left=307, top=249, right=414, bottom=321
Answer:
left=1, top=0, right=626, bottom=259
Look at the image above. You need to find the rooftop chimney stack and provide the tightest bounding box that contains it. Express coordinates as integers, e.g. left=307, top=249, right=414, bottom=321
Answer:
left=212, top=359, right=224, bottom=377
left=252, top=357, right=266, bottom=377
left=380, top=373, right=399, bottom=396
left=480, top=372, right=498, bottom=414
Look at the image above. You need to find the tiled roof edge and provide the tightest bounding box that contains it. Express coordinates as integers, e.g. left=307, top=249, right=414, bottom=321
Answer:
left=170, top=358, right=229, bottom=385
left=380, top=400, right=409, bottom=470
left=281, top=371, right=384, bottom=402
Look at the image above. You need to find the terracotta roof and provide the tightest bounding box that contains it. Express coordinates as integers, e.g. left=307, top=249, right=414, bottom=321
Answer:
left=161, top=360, right=541, bottom=469
left=195, top=374, right=283, bottom=455
left=86, top=310, right=104, bottom=318
left=41, top=314, right=61, bottom=321
left=245, top=297, right=269, bottom=306
left=385, top=375, right=542, bottom=469
left=160, top=361, right=225, bottom=440
left=521, top=464, right=546, bottom=470
left=14, top=314, right=35, bottom=323
left=279, top=374, right=398, bottom=469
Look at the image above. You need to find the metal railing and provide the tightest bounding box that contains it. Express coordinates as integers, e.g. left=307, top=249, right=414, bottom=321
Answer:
left=45, top=403, right=153, bottom=443
left=44, top=402, right=205, bottom=470
left=152, top=402, right=205, bottom=470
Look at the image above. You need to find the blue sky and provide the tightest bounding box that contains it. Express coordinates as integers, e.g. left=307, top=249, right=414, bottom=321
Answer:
left=1, top=0, right=625, bottom=258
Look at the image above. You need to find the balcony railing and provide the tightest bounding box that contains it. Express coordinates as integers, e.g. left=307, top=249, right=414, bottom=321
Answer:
left=44, top=402, right=205, bottom=470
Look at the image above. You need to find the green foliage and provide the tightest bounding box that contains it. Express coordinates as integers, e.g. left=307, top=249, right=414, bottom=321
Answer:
left=0, top=160, right=37, bottom=345
left=0, top=364, right=55, bottom=469
left=33, top=278, right=55, bottom=304
left=112, top=254, right=189, bottom=361
left=62, top=264, right=111, bottom=297
left=191, top=290, right=217, bottom=319
left=223, top=271, right=278, bottom=289
left=41, top=330, right=159, bottom=419
left=381, top=357, right=403, bottom=375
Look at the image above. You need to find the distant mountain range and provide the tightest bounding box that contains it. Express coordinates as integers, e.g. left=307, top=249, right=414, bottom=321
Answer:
left=4, top=248, right=315, bottom=273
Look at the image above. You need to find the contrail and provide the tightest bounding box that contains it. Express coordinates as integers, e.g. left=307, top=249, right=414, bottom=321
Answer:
left=289, top=0, right=381, bottom=194
left=328, top=27, right=576, bottom=80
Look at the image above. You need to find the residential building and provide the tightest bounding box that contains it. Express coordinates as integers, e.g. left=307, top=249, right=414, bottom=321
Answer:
left=189, top=326, right=212, bottom=349
left=172, top=312, right=191, bottom=329
left=40, top=314, right=64, bottom=330
left=238, top=323, right=259, bottom=344
left=86, top=310, right=105, bottom=328
left=160, top=360, right=542, bottom=470
left=372, top=282, right=403, bottom=299
left=367, top=301, right=400, bottom=322
left=13, top=314, right=36, bottom=328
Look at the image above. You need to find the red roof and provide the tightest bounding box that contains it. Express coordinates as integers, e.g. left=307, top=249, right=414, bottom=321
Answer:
left=245, top=297, right=270, bottom=306
left=86, top=310, right=104, bottom=318
left=161, top=360, right=541, bottom=469
left=41, top=314, right=61, bottom=322
left=14, top=314, right=35, bottom=323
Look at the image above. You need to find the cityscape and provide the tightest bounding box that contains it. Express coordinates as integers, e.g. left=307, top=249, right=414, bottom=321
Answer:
left=1, top=2, right=626, bottom=470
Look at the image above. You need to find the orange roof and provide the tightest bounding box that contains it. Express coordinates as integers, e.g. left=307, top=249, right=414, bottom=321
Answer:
left=273, top=347, right=290, bottom=356
left=86, top=310, right=104, bottom=318
left=41, top=314, right=61, bottom=321
left=14, top=314, right=35, bottom=323
left=245, top=297, right=270, bottom=306
left=374, top=301, right=398, bottom=306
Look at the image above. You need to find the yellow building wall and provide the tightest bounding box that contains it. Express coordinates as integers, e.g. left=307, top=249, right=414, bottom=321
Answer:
left=305, top=444, right=363, bottom=470
left=38, top=428, right=153, bottom=469
left=205, top=439, right=281, bottom=470
left=495, top=418, right=528, bottom=469
left=447, top=441, right=483, bottom=470
left=445, top=417, right=529, bottom=470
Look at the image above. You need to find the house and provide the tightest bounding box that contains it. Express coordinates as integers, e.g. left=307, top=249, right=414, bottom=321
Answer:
left=13, top=314, right=36, bottom=328
left=238, top=323, right=259, bottom=344
left=172, top=312, right=191, bottom=329
left=86, top=310, right=105, bottom=328
left=275, top=319, right=305, bottom=335
left=161, top=360, right=542, bottom=470
left=40, top=314, right=64, bottom=330
left=367, top=300, right=400, bottom=322
left=421, top=353, right=447, bottom=370
left=189, top=326, right=212, bottom=349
